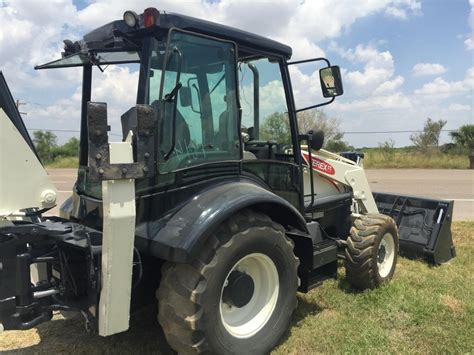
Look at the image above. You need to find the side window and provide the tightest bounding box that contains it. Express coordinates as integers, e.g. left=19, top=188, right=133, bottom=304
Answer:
left=239, top=58, right=293, bottom=162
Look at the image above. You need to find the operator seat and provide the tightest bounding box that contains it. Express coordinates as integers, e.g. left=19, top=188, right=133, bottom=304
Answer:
left=152, top=100, right=191, bottom=157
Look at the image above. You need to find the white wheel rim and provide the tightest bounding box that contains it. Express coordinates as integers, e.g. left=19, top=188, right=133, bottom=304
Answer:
left=219, top=253, right=279, bottom=339
left=377, top=233, right=395, bottom=278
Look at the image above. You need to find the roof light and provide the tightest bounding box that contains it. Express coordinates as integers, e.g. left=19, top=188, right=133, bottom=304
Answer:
left=123, top=10, right=138, bottom=28
left=144, top=7, right=159, bottom=28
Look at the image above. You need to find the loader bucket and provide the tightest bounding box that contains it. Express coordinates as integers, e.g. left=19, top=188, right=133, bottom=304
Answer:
left=373, top=192, right=455, bottom=265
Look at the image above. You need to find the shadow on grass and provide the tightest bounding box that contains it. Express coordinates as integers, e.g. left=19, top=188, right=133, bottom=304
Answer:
left=277, top=295, right=324, bottom=346
left=4, top=305, right=175, bottom=354
left=337, top=277, right=362, bottom=295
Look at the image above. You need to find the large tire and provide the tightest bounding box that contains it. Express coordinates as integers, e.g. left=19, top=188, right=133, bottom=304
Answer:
left=157, top=210, right=299, bottom=354
left=345, top=213, right=399, bottom=290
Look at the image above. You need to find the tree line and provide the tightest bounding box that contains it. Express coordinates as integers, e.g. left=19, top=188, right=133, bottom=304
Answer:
left=33, top=130, right=79, bottom=163
left=32, top=112, right=473, bottom=167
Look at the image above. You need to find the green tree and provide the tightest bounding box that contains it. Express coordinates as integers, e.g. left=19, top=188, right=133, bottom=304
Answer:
left=450, top=124, right=474, bottom=169
left=33, top=130, right=57, bottom=163
left=260, top=112, right=291, bottom=143
left=52, top=137, right=80, bottom=159
left=260, top=109, right=352, bottom=153
left=450, top=125, right=474, bottom=151
left=297, top=109, right=351, bottom=152
left=378, top=138, right=396, bottom=159
left=410, top=118, right=447, bottom=152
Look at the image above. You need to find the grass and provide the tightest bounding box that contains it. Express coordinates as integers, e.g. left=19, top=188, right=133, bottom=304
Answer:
left=1, top=222, right=472, bottom=354
left=45, top=156, right=78, bottom=169
left=275, top=222, right=474, bottom=354
left=363, top=150, right=469, bottom=169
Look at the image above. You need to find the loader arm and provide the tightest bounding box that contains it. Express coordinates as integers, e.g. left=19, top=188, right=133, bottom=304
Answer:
left=301, top=147, right=378, bottom=214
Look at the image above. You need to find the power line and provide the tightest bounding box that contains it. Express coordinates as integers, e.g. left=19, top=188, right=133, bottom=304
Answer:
left=25, top=127, right=458, bottom=137
left=342, top=129, right=457, bottom=135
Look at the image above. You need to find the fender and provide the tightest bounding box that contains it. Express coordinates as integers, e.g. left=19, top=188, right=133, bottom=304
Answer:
left=135, top=181, right=308, bottom=263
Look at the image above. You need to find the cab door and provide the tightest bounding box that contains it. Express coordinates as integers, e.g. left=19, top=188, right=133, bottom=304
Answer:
left=239, top=58, right=302, bottom=209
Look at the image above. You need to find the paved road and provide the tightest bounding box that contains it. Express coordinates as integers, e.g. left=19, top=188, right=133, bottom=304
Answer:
left=365, top=169, right=473, bottom=221
left=46, top=168, right=474, bottom=221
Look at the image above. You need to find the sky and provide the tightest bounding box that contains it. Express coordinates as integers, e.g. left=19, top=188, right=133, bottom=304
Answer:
left=0, top=0, right=472, bottom=147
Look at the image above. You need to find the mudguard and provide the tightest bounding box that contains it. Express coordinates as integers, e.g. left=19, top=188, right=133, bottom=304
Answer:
left=135, top=181, right=308, bottom=263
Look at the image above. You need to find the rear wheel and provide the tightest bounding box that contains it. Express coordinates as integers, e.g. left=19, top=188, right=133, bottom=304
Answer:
left=345, top=213, right=399, bottom=290
left=157, top=210, right=299, bottom=354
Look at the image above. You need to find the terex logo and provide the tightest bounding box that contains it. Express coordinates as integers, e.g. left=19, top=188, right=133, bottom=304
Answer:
left=302, top=152, right=335, bottom=175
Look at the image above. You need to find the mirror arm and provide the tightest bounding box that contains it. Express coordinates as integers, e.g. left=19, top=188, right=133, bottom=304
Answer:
left=295, top=97, right=335, bottom=113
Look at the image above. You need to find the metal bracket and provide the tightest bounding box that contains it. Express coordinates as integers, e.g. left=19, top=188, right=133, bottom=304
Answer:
left=87, top=102, right=156, bottom=182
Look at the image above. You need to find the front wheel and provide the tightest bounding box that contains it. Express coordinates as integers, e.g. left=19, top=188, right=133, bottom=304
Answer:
left=345, top=214, right=399, bottom=290
left=157, top=210, right=299, bottom=354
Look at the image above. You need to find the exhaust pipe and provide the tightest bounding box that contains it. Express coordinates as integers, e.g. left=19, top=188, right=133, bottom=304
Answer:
left=373, top=192, right=456, bottom=265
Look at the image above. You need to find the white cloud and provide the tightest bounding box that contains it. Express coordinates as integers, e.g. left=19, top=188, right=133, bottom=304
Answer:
left=448, top=103, right=471, bottom=111
left=414, top=67, right=474, bottom=98
left=385, top=0, right=421, bottom=19
left=373, top=76, right=405, bottom=95
left=334, top=44, right=400, bottom=97
left=412, top=63, right=447, bottom=76
left=331, top=92, right=412, bottom=112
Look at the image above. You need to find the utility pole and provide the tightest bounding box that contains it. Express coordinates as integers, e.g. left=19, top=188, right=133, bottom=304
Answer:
left=16, top=99, right=27, bottom=115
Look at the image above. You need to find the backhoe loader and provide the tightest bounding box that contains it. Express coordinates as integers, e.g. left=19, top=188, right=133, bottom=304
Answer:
left=0, top=8, right=455, bottom=353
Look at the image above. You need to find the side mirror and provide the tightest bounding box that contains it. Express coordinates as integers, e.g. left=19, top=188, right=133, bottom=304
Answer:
left=319, top=66, right=343, bottom=98
left=179, top=86, right=192, bottom=107
left=307, top=129, right=324, bottom=151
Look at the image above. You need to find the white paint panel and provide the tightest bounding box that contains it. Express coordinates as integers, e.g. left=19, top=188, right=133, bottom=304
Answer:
left=0, top=109, right=57, bottom=216
left=98, top=141, right=136, bottom=336
left=301, top=148, right=378, bottom=214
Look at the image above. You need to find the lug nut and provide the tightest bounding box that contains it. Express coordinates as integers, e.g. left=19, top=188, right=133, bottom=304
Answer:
left=121, top=168, right=128, bottom=174
left=95, top=153, right=102, bottom=160
left=98, top=168, right=104, bottom=174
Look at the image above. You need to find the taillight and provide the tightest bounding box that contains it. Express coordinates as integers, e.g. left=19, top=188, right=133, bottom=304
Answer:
left=144, top=7, right=159, bottom=28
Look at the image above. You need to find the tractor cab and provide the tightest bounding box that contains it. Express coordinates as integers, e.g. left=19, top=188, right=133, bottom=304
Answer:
left=36, top=8, right=343, bottom=218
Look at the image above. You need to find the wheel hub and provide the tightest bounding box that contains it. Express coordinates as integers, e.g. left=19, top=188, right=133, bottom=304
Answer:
left=378, top=244, right=386, bottom=263
left=377, top=233, right=396, bottom=278
left=222, top=271, right=255, bottom=308
left=219, top=253, right=279, bottom=339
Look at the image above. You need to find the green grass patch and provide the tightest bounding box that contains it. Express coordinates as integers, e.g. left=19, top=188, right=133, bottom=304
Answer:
left=1, top=223, right=473, bottom=353
left=45, top=156, right=78, bottom=169
left=363, top=150, right=469, bottom=169
left=275, top=222, right=474, bottom=354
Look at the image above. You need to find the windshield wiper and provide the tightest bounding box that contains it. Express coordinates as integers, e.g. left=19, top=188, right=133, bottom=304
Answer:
left=163, top=47, right=183, bottom=161
left=164, top=82, right=182, bottom=102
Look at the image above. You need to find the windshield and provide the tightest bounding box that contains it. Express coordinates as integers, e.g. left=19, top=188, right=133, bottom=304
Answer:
left=146, top=30, right=241, bottom=173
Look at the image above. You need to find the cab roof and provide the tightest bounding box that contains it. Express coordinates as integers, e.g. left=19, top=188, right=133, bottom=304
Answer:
left=156, top=12, right=292, bottom=59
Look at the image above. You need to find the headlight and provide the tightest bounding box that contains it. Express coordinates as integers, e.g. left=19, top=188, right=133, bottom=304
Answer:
left=123, top=10, right=138, bottom=28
